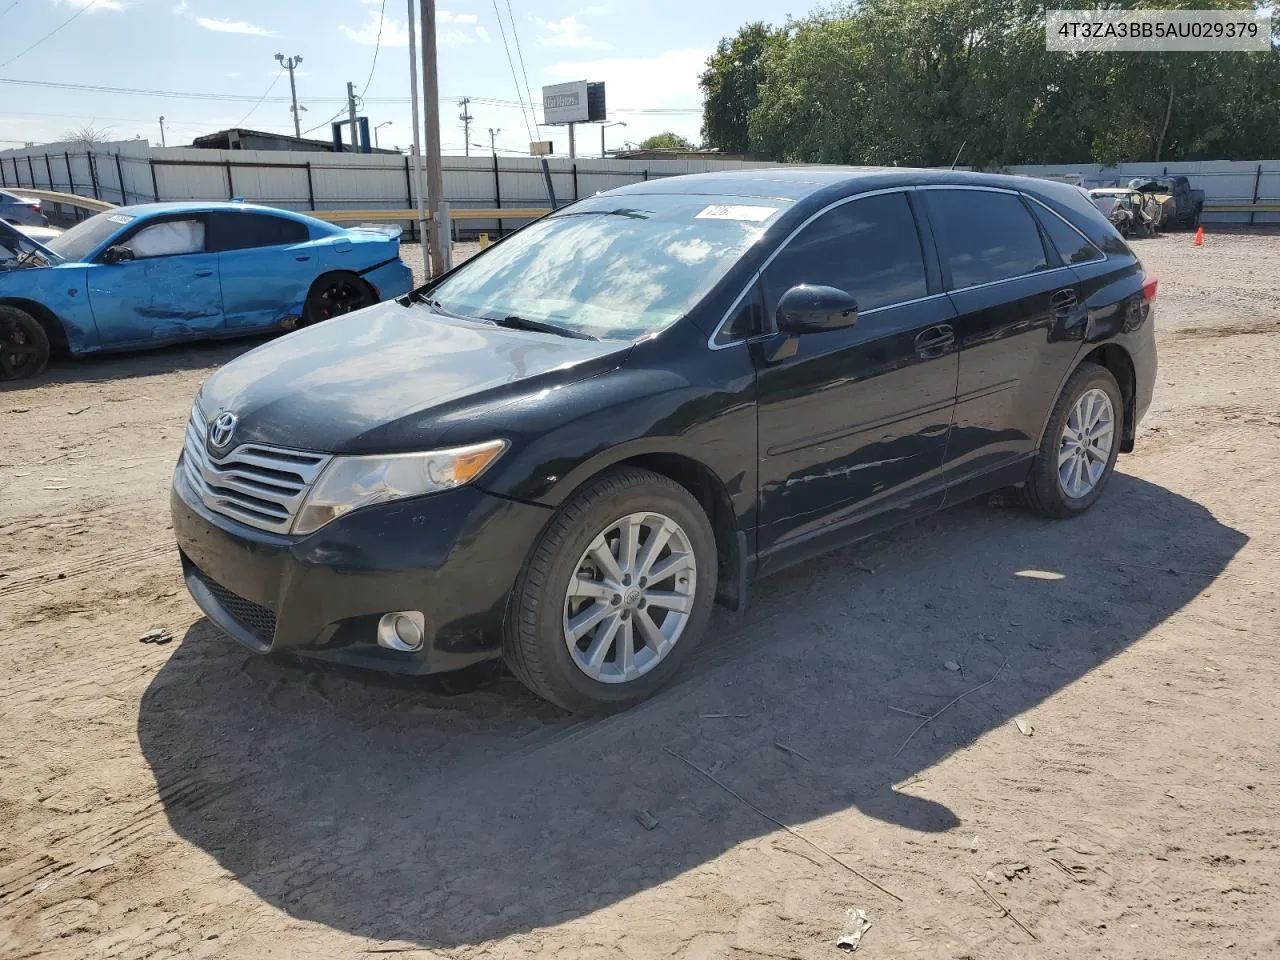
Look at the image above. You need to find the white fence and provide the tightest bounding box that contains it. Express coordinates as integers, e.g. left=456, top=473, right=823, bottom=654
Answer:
left=0, top=138, right=779, bottom=238
left=2, top=139, right=1276, bottom=230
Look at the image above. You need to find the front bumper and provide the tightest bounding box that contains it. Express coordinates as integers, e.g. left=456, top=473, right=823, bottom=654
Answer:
left=172, top=466, right=551, bottom=675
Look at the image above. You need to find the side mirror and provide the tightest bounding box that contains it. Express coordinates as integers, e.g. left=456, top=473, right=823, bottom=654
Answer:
left=102, top=244, right=135, bottom=265
left=776, top=284, right=859, bottom=334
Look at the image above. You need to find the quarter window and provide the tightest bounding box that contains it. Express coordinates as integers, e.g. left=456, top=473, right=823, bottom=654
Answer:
left=763, top=192, right=928, bottom=314
left=928, top=190, right=1050, bottom=288
left=1030, top=200, right=1103, bottom=265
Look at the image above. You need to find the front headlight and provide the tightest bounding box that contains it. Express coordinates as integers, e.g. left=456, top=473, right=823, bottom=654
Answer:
left=292, top=439, right=508, bottom=536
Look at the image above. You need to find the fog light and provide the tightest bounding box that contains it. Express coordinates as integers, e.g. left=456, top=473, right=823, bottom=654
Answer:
left=377, top=611, right=425, bottom=652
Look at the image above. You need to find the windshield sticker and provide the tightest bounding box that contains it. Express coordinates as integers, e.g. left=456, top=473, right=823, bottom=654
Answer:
left=106, top=214, right=134, bottom=224
left=695, top=204, right=778, bottom=222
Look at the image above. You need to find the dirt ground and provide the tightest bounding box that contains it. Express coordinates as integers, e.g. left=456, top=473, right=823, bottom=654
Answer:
left=2, top=229, right=1278, bottom=960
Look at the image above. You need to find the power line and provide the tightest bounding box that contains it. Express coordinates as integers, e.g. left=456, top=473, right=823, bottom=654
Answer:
left=0, top=77, right=703, bottom=114
left=505, top=0, right=540, bottom=137
left=358, top=0, right=388, bottom=97
left=490, top=0, right=532, bottom=141
left=1, top=0, right=28, bottom=18
left=233, top=69, right=285, bottom=128
left=0, top=0, right=102, bottom=69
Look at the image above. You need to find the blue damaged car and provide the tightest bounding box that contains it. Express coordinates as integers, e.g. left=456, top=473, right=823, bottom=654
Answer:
left=0, top=202, right=413, bottom=380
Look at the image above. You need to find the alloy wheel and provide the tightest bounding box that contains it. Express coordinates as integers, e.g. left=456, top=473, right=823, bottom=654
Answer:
left=1058, top=388, right=1115, bottom=499
left=563, top=511, right=697, bottom=684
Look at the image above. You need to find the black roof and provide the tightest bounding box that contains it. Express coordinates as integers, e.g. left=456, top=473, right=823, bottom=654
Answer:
left=609, top=167, right=1078, bottom=203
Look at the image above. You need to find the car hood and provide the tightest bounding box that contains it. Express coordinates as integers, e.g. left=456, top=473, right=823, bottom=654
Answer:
left=198, top=299, right=633, bottom=454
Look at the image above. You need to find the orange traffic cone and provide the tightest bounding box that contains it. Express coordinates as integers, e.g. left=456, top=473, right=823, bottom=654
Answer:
left=1194, top=226, right=1205, bottom=246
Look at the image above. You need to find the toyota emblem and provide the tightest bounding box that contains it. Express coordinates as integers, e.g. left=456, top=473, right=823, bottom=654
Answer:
left=209, top=412, right=238, bottom=450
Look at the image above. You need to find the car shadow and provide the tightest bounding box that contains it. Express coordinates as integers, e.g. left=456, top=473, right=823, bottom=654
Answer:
left=137, top=473, right=1245, bottom=949
left=0, top=337, right=271, bottom=392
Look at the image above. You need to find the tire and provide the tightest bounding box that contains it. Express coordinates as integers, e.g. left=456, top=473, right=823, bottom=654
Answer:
left=1021, top=362, right=1124, bottom=519
left=301, top=272, right=377, bottom=325
left=503, top=466, right=718, bottom=714
left=0, top=304, right=50, bottom=381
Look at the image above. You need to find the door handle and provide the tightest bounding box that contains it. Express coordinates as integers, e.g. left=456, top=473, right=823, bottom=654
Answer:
left=295, top=255, right=311, bottom=262
left=194, top=270, right=214, bottom=278
left=1049, top=288, right=1078, bottom=316
left=914, top=324, right=955, bottom=358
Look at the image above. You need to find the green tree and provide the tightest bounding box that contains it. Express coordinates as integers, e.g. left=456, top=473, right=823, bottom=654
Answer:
left=639, top=132, right=695, bottom=150
left=719, top=0, right=1280, bottom=167
left=699, top=22, right=784, bottom=154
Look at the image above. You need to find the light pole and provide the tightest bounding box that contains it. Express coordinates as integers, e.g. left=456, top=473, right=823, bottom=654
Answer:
left=374, top=121, right=393, bottom=149
left=600, top=120, right=625, bottom=158
left=158, top=115, right=166, bottom=147
left=274, top=53, right=304, bottom=138
left=487, top=127, right=500, bottom=156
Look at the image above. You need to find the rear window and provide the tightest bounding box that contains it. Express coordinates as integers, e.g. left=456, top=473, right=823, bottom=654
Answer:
left=927, top=190, right=1049, bottom=289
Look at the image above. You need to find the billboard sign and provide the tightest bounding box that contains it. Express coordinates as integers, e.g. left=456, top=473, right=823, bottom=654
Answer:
left=543, top=81, right=589, bottom=125
left=542, top=81, right=606, bottom=125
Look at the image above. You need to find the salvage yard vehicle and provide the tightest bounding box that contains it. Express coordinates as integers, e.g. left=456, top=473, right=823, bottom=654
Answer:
left=0, top=189, right=48, bottom=228
left=0, top=202, right=412, bottom=380
left=173, top=169, right=1157, bottom=713
left=1128, top=175, right=1204, bottom=229
left=1088, top=188, right=1158, bottom=238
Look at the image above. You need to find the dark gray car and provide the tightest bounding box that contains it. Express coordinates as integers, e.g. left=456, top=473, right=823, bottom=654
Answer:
left=0, top=190, right=48, bottom=227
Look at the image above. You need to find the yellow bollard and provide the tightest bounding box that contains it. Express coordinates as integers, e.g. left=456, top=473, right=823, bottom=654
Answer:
left=479, top=233, right=490, bottom=250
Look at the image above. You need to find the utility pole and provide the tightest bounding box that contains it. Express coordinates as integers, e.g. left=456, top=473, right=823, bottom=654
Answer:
left=275, top=54, right=304, bottom=138
left=158, top=115, right=166, bottom=147
left=458, top=97, right=473, bottom=157
left=406, top=0, right=429, bottom=248
left=488, top=127, right=499, bottom=156
left=419, top=0, right=445, bottom=276
left=346, top=81, right=359, bottom=153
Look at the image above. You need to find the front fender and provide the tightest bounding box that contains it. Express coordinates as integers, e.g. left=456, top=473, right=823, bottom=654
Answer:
left=0, top=264, right=97, bottom=353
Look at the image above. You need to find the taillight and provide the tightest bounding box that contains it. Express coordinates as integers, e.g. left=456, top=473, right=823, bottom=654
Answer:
left=1141, top=275, right=1158, bottom=303
left=26, top=202, right=41, bottom=211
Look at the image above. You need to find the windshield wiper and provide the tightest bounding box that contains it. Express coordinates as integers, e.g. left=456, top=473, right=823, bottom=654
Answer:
left=490, top=315, right=597, bottom=341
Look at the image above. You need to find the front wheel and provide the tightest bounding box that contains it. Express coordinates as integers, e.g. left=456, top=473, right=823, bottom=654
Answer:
left=0, top=305, right=50, bottom=381
left=1022, top=362, right=1124, bottom=519
left=504, top=467, right=718, bottom=714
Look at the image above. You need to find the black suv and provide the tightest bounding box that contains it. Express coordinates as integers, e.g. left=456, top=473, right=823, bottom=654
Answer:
left=172, top=169, right=1157, bottom=713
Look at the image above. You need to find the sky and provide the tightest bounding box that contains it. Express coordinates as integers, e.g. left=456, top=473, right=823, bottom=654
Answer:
left=0, top=0, right=801, bottom=157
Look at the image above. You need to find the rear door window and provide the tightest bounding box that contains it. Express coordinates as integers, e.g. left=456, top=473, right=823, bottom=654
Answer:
left=207, top=212, right=310, bottom=252
left=927, top=189, right=1050, bottom=289
left=762, top=191, right=928, bottom=313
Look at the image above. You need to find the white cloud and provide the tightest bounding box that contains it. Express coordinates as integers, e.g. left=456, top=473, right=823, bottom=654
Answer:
left=340, top=10, right=410, bottom=46
left=197, top=17, right=274, bottom=36
left=340, top=8, right=487, bottom=46
left=56, top=0, right=126, bottom=11
left=537, top=16, right=611, bottom=50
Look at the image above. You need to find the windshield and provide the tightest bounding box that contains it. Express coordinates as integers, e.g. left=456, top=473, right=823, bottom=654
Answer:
left=45, top=209, right=135, bottom=262
left=427, top=194, right=785, bottom=341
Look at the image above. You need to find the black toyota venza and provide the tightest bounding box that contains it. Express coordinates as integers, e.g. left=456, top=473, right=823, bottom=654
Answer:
left=172, top=168, right=1157, bottom=713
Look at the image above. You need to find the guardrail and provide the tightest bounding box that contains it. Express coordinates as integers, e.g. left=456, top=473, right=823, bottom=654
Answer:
left=13, top=188, right=117, bottom=213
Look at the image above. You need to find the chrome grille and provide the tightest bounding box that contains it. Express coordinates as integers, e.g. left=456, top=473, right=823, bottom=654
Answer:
left=180, top=410, right=330, bottom=534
